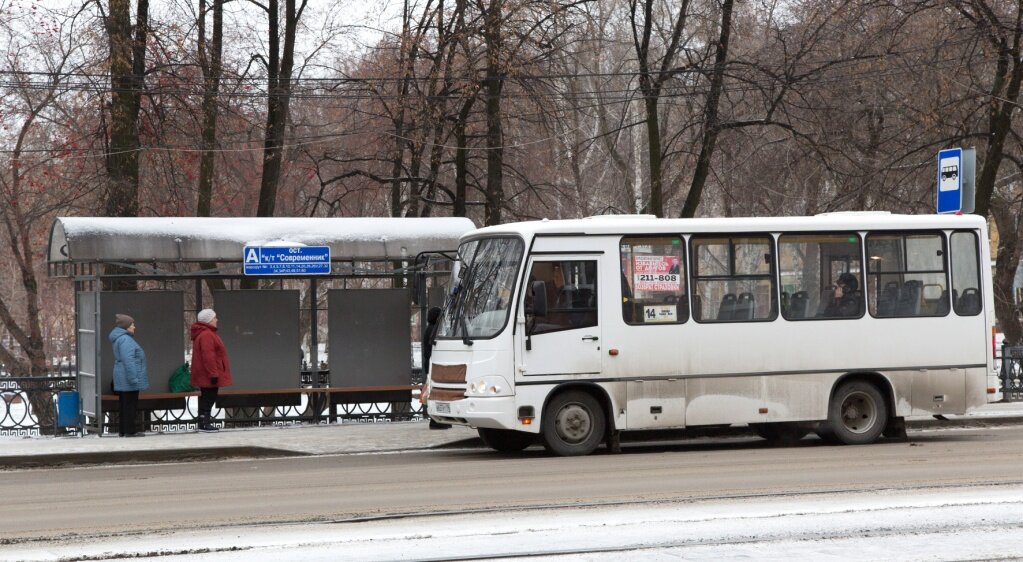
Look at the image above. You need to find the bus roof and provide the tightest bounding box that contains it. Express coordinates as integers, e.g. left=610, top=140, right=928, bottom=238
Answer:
left=463, top=212, right=987, bottom=241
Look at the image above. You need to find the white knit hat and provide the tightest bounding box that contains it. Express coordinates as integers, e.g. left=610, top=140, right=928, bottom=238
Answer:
left=197, top=308, right=217, bottom=324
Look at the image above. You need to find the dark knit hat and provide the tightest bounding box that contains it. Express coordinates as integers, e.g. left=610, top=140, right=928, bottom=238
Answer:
left=115, top=314, right=134, bottom=329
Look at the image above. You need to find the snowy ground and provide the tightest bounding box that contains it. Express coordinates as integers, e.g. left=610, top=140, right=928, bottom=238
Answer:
left=4, top=483, right=1022, bottom=561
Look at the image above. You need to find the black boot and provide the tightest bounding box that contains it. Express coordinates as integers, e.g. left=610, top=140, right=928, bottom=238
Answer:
left=199, top=414, right=219, bottom=433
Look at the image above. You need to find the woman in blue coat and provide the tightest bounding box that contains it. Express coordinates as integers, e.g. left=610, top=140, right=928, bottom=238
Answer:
left=109, top=314, right=149, bottom=437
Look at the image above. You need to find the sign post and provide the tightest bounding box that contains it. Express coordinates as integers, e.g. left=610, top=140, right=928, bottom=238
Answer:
left=937, top=148, right=962, bottom=214
left=243, top=246, right=331, bottom=275
left=937, top=147, right=976, bottom=214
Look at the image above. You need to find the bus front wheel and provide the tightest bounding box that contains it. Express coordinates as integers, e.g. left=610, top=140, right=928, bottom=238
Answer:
left=828, top=381, right=888, bottom=445
left=541, top=390, right=606, bottom=456
left=478, top=427, right=535, bottom=452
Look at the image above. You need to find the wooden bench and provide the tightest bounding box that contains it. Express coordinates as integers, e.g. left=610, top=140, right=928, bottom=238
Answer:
left=101, top=385, right=418, bottom=423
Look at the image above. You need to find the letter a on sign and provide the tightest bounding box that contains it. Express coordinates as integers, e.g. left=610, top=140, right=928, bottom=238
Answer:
left=245, top=248, right=259, bottom=263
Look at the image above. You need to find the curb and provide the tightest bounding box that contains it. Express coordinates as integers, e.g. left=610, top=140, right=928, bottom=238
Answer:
left=905, top=415, right=1023, bottom=430
left=4, top=417, right=1021, bottom=469
left=0, top=446, right=304, bottom=470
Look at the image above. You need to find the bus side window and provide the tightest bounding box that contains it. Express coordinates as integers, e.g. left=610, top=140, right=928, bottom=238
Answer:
left=620, top=236, right=687, bottom=325
left=867, top=232, right=948, bottom=318
left=950, top=231, right=982, bottom=317
left=529, top=260, right=598, bottom=334
left=778, top=233, right=861, bottom=321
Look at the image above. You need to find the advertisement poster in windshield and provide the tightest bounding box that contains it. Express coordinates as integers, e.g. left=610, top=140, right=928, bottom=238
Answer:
left=633, top=255, right=680, bottom=292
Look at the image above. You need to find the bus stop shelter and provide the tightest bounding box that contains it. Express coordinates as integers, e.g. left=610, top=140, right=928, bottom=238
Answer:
left=47, top=217, right=474, bottom=433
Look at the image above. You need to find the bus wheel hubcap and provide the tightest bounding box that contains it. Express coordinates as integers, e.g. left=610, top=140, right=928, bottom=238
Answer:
left=841, top=392, right=876, bottom=434
left=556, top=404, right=591, bottom=443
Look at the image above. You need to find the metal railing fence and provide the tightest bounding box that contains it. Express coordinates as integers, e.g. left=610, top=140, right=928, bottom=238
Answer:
left=0, top=373, right=79, bottom=437
left=1000, top=345, right=1023, bottom=403
left=1, top=367, right=425, bottom=436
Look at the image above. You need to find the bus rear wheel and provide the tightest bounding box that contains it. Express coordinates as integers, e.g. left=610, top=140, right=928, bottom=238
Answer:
left=828, top=381, right=888, bottom=445
left=541, top=390, right=605, bottom=456
left=477, top=427, right=535, bottom=452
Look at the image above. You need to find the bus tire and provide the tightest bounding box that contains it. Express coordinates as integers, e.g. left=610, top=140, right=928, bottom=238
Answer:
left=541, top=390, right=605, bottom=456
left=478, top=427, right=535, bottom=452
left=751, top=423, right=808, bottom=445
left=828, top=381, right=888, bottom=445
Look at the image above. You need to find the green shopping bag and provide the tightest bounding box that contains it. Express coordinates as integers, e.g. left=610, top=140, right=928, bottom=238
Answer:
left=169, top=362, right=196, bottom=392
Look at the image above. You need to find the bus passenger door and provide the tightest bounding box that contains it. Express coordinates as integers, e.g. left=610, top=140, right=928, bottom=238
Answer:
left=519, top=257, right=602, bottom=377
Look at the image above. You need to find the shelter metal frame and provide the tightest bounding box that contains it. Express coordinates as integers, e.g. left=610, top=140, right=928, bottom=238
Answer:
left=47, top=217, right=473, bottom=433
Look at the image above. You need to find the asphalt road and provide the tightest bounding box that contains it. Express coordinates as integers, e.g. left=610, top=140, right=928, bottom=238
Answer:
left=3, top=426, right=1022, bottom=544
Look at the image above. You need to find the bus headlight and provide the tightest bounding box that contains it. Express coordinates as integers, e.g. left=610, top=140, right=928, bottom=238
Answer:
left=466, top=376, right=511, bottom=396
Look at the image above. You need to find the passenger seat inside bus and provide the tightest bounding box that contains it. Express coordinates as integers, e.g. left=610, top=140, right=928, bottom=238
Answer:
left=735, top=292, right=755, bottom=320
left=876, top=281, right=900, bottom=317
left=958, top=288, right=982, bottom=315
left=895, top=280, right=921, bottom=316
left=789, top=291, right=809, bottom=319
left=717, top=293, right=737, bottom=320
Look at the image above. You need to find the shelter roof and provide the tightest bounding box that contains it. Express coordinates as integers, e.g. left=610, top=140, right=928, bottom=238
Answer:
left=48, top=217, right=476, bottom=264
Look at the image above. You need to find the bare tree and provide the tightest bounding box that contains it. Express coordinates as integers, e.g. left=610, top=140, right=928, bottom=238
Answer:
left=0, top=3, right=99, bottom=428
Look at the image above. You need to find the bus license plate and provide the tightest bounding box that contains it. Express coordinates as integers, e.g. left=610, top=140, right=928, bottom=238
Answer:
left=436, top=402, right=450, bottom=414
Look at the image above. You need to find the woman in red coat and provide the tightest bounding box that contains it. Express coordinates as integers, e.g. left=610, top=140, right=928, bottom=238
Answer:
left=190, top=308, right=232, bottom=432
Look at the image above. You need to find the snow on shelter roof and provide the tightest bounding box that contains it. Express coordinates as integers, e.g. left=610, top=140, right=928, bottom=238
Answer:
left=48, top=217, right=477, bottom=264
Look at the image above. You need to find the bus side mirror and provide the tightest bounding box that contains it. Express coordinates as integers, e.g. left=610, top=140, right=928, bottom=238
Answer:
left=529, top=280, right=548, bottom=318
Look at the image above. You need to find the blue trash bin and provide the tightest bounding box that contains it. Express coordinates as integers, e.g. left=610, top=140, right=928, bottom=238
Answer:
left=57, top=391, right=80, bottom=428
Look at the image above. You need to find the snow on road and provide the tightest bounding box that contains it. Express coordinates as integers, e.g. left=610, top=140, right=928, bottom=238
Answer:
left=4, top=483, right=1022, bottom=561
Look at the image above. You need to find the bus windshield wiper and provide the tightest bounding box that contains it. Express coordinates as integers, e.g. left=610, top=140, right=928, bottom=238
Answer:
left=459, top=309, right=473, bottom=346
left=448, top=281, right=473, bottom=346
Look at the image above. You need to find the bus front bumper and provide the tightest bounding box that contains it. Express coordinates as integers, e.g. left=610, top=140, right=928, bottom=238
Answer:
left=427, top=396, right=525, bottom=431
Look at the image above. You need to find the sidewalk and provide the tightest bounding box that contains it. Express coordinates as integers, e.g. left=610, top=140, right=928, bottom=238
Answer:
left=0, top=422, right=480, bottom=469
left=1, top=402, right=1021, bottom=469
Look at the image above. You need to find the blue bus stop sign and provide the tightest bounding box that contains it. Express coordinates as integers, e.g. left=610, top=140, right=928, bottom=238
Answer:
left=243, top=246, right=331, bottom=275
left=937, top=148, right=963, bottom=214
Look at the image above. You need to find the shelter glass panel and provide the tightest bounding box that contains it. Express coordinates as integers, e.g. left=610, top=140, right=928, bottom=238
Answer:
left=212, top=290, right=300, bottom=390
left=100, top=292, right=184, bottom=395
left=328, top=289, right=412, bottom=387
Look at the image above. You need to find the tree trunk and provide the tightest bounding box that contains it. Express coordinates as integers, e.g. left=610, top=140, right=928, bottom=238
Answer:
left=991, top=201, right=1023, bottom=346
left=256, top=0, right=305, bottom=218
left=483, top=0, right=504, bottom=226
left=197, top=0, right=223, bottom=218
left=103, top=0, right=148, bottom=291
left=642, top=96, right=663, bottom=217
left=104, top=0, right=148, bottom=219
left=962, top=2, right=1023, bottom=341
left=197, top=0, right=225, bottom=293
left=973, top=3, right=1023, bottom=219
left=680, top=0, right=734, bottom=219
left=454, top=97, right=475, bottom=217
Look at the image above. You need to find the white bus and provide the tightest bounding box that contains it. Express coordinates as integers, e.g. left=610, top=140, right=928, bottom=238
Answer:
left=424, top=213, right=998, bottom=456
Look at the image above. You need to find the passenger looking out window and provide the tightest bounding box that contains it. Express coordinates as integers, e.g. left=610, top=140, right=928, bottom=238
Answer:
left=822, top=272, right=862, bottom=318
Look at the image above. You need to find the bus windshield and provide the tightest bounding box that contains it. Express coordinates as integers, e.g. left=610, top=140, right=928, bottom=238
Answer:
left=440, top=237, right=524, bottom=340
